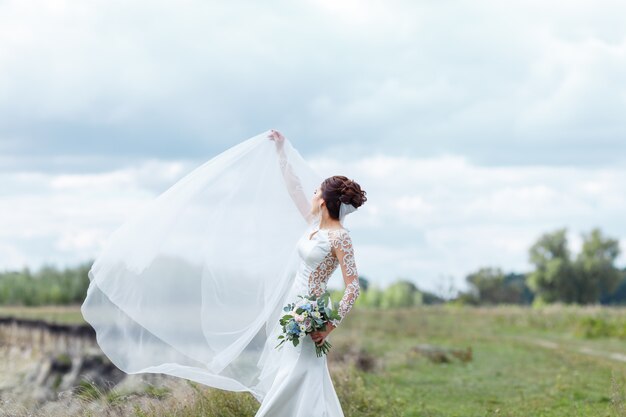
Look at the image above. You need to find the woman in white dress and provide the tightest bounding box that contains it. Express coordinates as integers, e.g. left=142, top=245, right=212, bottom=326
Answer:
left=80, top=129, right=367, bottom=416
left=254, top=130, right=367, bottom=416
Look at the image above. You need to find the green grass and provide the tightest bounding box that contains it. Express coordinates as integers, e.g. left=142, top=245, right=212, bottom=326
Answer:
left=1, top=303, right=625, bottom=416
left=0, top=304, right=84, bottom=324
left=330, top=304, right=626, bottom=417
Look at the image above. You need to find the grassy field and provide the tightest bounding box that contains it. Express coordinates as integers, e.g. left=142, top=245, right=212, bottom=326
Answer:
left=1, top=303, right=625, bottom=417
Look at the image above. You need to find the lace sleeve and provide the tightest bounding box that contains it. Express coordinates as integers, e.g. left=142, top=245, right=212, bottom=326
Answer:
left=328, top=230, right=360, bottom=328
left=277, top=149, right=315, bottom=225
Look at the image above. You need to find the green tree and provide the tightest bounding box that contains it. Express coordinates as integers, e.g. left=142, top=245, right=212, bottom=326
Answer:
left=600, top=269, right=626, bottom=304
left=421, top=290, right=445, bottom=305
left=356, top=283, right=383, bottom=307
left=527, top=228, right=576, bottom=303
left=527, top=227, right=622, bottom=304
left=380, top=279, right=420, bottom=308
left=0, top=261, right=93, bottom=306
left=465, top=268, right=531, bottom=305
left=357, top=275, right=370, bottom=292
left=574, top=228, right=621, bottom=304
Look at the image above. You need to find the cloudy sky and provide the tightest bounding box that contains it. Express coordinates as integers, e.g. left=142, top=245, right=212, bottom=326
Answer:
left=2, top=0, right=626, bottom=296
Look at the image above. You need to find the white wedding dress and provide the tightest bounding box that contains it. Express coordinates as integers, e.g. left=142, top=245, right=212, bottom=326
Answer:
left=254, top=220, right=360, bottom=417
left=80, top=130, right=361, bottom=417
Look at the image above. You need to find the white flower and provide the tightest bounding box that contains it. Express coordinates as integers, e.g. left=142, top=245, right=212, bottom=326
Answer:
left=299, top=324, right=306, bottom=332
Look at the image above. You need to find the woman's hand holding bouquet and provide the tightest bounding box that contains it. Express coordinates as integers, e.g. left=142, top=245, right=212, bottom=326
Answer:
left=275, top=291, right=340, bottom=357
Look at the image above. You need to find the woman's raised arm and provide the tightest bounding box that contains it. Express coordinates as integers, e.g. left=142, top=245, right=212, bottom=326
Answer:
left=268, top=130, right=315, bottom=225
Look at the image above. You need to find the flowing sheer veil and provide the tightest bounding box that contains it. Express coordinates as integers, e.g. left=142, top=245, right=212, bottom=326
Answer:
left=80, top=129, right=324, bottom=402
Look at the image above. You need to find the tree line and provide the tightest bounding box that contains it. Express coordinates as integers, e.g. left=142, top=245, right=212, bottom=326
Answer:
left=0, top=261, right=92, bottom=306
left=0, top=227, right=623, bottom=308
left=455, top=227, right=625, bottom=306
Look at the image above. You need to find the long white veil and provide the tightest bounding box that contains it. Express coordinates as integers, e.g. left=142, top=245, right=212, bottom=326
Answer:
left=80, top=130, right=323, bottom=402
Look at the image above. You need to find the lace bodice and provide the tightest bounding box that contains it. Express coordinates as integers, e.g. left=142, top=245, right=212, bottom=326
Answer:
left=296, top=225, right=361, bottom=328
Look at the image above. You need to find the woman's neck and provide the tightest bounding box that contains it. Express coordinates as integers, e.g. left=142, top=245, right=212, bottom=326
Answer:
left=319, top=215, right=342, bottom=230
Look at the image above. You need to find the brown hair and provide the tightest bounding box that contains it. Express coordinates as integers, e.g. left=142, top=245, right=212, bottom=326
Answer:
left=320, top=175, right=367, bottom=220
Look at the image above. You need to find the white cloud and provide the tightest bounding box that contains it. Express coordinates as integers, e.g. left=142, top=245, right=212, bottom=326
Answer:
left=0, top=159, right=195, bottom=269
left=1, top=0, right=626, bottom=166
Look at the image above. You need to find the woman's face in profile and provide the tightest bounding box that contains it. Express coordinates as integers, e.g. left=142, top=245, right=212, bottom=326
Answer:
left=311, top=185, right=324, bottom=215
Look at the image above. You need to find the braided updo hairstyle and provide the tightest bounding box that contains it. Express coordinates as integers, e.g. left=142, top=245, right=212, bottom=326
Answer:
left=320, top=175, right=367, bottom=220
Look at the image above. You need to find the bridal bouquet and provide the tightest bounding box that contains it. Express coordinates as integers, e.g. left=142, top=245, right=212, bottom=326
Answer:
left=275, top=291, right=341, bottom=357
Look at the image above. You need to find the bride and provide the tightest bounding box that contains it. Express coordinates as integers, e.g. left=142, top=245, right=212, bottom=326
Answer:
left=256, top=130, right=367, bottom=416
left=80, top=128, right=367, bottom=416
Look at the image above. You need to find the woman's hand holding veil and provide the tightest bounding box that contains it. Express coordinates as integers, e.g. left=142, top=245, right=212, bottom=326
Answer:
left=268, top=129, right=286, bottom=152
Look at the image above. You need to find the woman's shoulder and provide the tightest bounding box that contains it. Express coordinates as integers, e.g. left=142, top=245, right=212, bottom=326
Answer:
left=325, top=228, right=353, bottom=250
